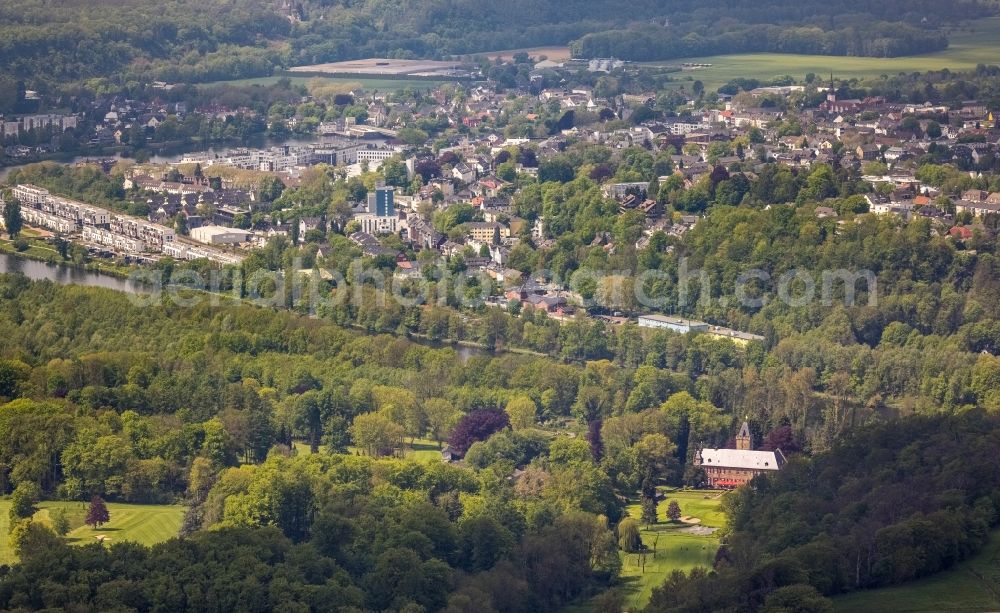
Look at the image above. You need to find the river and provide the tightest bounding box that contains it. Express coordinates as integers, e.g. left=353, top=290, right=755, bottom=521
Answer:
left=0, top=252, right=149, bottom=293
left=0, top=251, right=489, bottom=360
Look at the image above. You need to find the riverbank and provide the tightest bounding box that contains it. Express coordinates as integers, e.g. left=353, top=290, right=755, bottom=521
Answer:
left=0, top=231, right=136, bottom=280
left=0, top=250, right=525, bottom=361
left=400, top=330, right=549, bottom=359
left=0, top=250, right=151, bottom=294
left=0, top=247, right=568, bottom=365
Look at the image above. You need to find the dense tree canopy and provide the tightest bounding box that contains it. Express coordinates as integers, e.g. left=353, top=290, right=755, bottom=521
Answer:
left=0, top=0, right=990, bottom=90
left=646, top=412, right=1000, bottom=611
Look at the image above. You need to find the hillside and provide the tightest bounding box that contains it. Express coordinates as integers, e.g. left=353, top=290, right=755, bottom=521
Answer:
left=0, top=0, right=994, bottom=89
left=643, top=412, right=1000, bottom=611
left=834, top=530, right=1000, bottom=613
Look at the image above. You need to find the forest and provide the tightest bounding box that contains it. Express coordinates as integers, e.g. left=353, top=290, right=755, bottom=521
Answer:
left=0, top=0, right=992, bottom=91
left=571, top=22, right=947, bottom=62
left=10, top=141, right=1000, bottom=427
left=646, top=411, right=1000, bottom=611
left=1, top=159, right=999, bottom=606
left=4, top=54, right=1000, bottom=607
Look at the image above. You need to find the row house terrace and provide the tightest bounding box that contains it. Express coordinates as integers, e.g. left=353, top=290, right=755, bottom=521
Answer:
left=82, top=226, right=147, bottom=254
left=109, top=216, right=175, bottom=251
left=21, top=208, right=78, bottom=234
left=43, top=196, right=109, bottom=226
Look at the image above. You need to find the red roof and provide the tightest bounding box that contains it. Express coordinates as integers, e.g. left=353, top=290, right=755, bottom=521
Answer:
left=949, top=226, right=973, bottom=240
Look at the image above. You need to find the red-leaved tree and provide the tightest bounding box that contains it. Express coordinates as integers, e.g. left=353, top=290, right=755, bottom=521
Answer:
left=759, top=425, right=801, bottom=454
left=85, top=495, right=110, bottom=528
left=448, top=409, right=510, bottom=456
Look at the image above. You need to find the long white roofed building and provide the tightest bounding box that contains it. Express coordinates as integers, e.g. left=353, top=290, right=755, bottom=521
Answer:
left=696, top=421, right=786, bottom=488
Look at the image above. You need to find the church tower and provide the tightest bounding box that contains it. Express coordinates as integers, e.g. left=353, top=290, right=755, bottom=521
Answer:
left=736, top=420, right=752, bottom=451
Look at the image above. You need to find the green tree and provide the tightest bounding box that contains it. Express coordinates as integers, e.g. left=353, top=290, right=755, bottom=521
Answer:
left=641, top=496, right=658, bottom=526
left=256, top=175, right=285, bottom=202
left=505, top=396, right=537, bottom=430
left=398, top=127, right=429, bottom=146
left=51, top=508, right=71, bottom=536
left=54, top=236, right=69, bottom=260
left=617, top=517, right=642, bottom=552
left=666, top=499, right=681, bottom=522
left=382, top=158, right=409, bottom=187
left=9, top=481, right=40, bottom=523
left=3, top=197, right=23, bottom=239
left=350, top=412, right=404, bottom=456
left=761, top=584, right=834, bottom=613
left=424, top=398, right=458, bottom=445
left=174, top=212, right=188, bottom=236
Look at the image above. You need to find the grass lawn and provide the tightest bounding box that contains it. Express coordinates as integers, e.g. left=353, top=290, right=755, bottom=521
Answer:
left=645, top=17, right=1000, bottom=91
left=655, top=489, right=728, bottom=528
left=616, top=490, right=726, bottom=609
left=292, top=438, right=445, bottom=461
left=834, top=529, right=1000, bottom=613
left=0, top=499, right=185, bottom=565
left=0, top=235, right=60, bottom=261
left=563, top=489, right=727, bottom=612
left=405, top=438, right=446, bottom=461
left=470, top=46, right=573, bottom=62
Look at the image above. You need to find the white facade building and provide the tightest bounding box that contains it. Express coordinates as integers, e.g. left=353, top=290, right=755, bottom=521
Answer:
left=191, top=225, right=252, bottom=245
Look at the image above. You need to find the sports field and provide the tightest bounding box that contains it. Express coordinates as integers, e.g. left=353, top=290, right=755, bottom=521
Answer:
left=203, top=76, right=449, bottom=91
left=0, top=499, right=185, bottom=564
left=475, top=46, right=574, bottom=63
left=289, top=58, right=464, bottom=77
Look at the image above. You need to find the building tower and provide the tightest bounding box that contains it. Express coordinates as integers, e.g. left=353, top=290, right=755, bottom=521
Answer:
left=736, top=420, right=752, bottom=451
left=367, top=184, right=395, bottom=217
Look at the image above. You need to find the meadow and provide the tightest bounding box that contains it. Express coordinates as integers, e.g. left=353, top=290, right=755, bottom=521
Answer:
left=834, top=529, right=1000, bottom=613
left=0, top=500, right=185, bottom=564
left=648, top=17, right=1000, bottom=90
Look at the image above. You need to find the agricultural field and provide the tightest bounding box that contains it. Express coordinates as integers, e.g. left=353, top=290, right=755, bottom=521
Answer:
left=651, top=17, right=1000, bottom=91
left=834, top=530, right=1000, bottom=613
left=0, top=500, right=185, bottom=564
